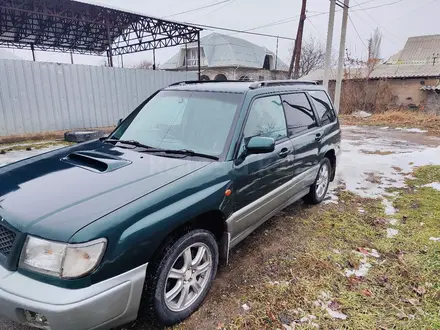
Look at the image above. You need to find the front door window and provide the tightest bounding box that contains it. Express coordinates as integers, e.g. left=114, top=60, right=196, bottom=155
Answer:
left=244, top=95, right=287, bottom=141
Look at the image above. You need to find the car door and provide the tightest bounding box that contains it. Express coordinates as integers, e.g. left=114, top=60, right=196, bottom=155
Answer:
left=281, top=92, right=321, bottom=189
left=230, top=95, right=295, bottom=239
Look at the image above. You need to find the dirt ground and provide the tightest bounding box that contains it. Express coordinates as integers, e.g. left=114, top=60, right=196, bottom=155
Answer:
left=1, top=125, right=440, bottom=330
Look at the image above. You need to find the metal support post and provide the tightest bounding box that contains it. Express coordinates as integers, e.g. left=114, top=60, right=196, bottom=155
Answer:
left=323, top=0, right=336, bottom=90
left=106, top=15, right=113, bottom=67
left=31, top=44, right=36, bottom=61
left=197, top=31, right=201, bottom=80
left=334, top=0, right=349, bottom=113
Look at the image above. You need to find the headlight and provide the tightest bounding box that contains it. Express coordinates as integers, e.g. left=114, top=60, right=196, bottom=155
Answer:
left=19, top=236, right=107, bottom=279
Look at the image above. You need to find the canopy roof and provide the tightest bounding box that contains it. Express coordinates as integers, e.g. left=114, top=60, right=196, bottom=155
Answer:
left=0, top=0, right=202, bottom=56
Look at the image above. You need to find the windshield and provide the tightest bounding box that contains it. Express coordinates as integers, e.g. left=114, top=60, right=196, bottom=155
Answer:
left=110, top=90, right=242, bottom=158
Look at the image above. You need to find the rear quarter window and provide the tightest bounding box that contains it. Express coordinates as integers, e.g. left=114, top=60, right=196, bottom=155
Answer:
left=281, top=93, right=317, bottom=137
left=308, top=90, right=337, bottom=125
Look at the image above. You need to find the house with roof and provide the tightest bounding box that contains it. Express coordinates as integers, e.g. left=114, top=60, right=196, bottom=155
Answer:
left=161, top=32, right=289, bottom=81
left=302, top=34, right=440, bottom=115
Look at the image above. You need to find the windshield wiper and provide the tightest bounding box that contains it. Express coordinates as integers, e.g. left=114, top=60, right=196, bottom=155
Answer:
left=104, top=139, right=152, bottom=149
left=142, top=148, right=219, bottom=160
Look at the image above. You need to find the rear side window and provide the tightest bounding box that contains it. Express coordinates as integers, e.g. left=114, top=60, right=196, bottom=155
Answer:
left=281, top=93, right=317, bottom=136
left=308, top=90, right=336, bottom=125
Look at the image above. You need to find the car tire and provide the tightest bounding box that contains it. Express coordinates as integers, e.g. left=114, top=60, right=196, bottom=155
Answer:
left=304, top=158, right=331, bottom=205
left=146, top=229, right=219, bottom=326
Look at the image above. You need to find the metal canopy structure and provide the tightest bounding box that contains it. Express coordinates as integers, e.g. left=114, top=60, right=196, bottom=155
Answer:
left=0, top=0, right=202, bottom=72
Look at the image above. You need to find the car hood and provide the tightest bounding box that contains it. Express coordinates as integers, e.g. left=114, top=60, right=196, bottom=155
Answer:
left=0, top=141, right=209, bottom=241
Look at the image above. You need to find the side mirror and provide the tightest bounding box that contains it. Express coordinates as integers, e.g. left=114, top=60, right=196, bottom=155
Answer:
left=116, top=118, right=123, bottom=127
left=246, top=136, right=275, bottom=154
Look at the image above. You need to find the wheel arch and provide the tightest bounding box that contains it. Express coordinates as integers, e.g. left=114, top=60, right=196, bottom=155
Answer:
left=148, top=209, right=230, bottom=269
left=324, top=149, right=336, bottom=181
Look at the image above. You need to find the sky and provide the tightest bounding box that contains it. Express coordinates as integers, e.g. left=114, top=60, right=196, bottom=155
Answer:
left=3, top=0, right=439, bottom=68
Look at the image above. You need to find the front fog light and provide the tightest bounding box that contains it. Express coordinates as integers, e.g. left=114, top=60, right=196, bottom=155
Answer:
left=23, top=310, right=50, bottom=329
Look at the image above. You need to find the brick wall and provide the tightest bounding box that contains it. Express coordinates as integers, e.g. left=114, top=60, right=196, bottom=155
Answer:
left=327, top=78, right=439, bottom=113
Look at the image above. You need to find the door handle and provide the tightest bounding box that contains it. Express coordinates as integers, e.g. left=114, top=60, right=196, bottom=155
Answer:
left=315, top=133, right=323, bottom=141
left=279, top=148, right=290, bottom=158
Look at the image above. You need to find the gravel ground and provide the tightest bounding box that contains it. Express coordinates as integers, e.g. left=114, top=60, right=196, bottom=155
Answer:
left=1, top=126, right=439, bottom=330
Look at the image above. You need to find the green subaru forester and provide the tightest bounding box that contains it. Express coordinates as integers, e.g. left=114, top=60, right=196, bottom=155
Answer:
left=0, top=80, right=341, bottom=329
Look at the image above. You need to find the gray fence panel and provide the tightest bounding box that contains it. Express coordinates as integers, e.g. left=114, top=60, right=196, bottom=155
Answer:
left=0, top=59, right=196, bottom=136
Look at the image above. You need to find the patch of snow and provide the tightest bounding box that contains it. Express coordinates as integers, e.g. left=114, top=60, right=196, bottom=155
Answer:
left=316, top=292, right=348, bottom=320
left=369, top=249, right=380, bottom=258
left=331, top=127, right=440, bottom=199
left=388, top=218, right=399, bottom=226
left=403, top=128, right=428, bottom=133
left=323, top=192, right=339, bottom=205
left=383, top=199, right=397, bottom=215
left=429, top=237, right=440, bottom=242
left=387, top=228, right=399, bottom=238
left=353, top=110, right=372, bottom=118
left=345, top=261, right=372, bottom=277
left=241, top=303, right=250, bottom=311
left=380, top=126, right=389, bottom=130
left=358, top=208, right=365, bottom=214
left=423, top=182, right=440, bottom=191
left=325, top=308, right=348, bottom=320
left=395, top=127, right=403, bottom=130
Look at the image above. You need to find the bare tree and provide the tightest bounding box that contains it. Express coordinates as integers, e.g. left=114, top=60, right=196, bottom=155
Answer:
left=298, top=37, right=326, bottom=78
left=368, top=28, right=382, bottom=61
left=367, top=28, right=382, bottom=75
left=134, top=60, right=154, bottom=70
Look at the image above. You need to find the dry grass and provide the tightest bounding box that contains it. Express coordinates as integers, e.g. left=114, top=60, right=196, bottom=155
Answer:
left=176, top=168, right=439, bottom=330
left=340, top=111, right=440, bottom=137
left=0, top=127, right=114, bottom=145
left=119, top=167, right=440, bottom=330
left=0, top=140, right=73, bottom=153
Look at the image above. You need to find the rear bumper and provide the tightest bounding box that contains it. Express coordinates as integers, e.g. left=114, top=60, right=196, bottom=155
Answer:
left=0, top=263, right=147, bottom=330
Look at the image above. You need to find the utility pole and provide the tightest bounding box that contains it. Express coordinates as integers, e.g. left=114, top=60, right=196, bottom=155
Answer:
left=288, top=0, right=307, bottom=79
left=293, top=0, right=307, bottom=79
left=323, top=0, right=336, bottom=90
left=334, top=0, right=349, bottom=113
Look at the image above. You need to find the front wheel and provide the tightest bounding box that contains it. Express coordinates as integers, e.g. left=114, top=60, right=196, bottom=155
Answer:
left=147, top=229, right=219, bottom=326
left=304, top=158, right=331, bottom=205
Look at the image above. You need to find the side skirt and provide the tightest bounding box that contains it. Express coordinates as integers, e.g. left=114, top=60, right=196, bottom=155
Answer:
left=218, top=187, right=310, bottom=266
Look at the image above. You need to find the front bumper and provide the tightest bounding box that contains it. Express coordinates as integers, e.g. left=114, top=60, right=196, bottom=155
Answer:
left=0, top=263, right=147, bottom=330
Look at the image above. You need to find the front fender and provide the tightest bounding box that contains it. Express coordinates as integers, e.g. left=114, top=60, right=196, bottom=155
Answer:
left=71, top=164, right=233, bottom=285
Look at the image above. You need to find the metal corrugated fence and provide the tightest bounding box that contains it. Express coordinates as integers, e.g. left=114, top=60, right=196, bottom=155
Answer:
left=0, top=60, right=196, bottom=136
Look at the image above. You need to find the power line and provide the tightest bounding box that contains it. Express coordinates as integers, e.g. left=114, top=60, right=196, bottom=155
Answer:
left=348, top=14, right=369, bottom=50
left=351, top=0, right=378, bottom=7
left=351, top=0, right=402, bottom=45
left=203, top=0, right=240, bottom=16
left=185, top=22, right=295, bottom=40
left=391, top=0, right=437, bottom=22
left=352, top=0, right=406, bottom=11
left=232, top=0, right=406, bottom=35
left=164, top=0, right=231, bottom=18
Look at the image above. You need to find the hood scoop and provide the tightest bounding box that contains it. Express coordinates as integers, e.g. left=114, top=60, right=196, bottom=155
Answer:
left=62, top=151, right=132, bottom=173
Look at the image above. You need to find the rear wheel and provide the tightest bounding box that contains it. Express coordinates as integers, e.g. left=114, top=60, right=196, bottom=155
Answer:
left=304, top=158, right=331, bottom=205
left=147, top=230, right=218, bottom=326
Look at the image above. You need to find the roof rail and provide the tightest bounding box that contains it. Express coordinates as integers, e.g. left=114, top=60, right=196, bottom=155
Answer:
left=168, top=80, right=250, bottom=87
left=249, top=80, right=319, bottom=89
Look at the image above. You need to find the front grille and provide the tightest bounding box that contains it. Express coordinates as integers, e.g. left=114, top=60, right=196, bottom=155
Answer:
left=0, top=223, right=16, bottom=256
